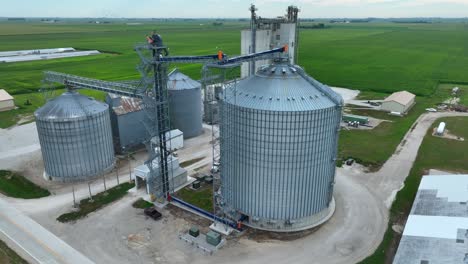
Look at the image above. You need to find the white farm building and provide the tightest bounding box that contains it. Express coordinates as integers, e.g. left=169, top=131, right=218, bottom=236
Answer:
left=381, top=91, right=416, bottom=114
left=0, top=89, right=14, bottom=112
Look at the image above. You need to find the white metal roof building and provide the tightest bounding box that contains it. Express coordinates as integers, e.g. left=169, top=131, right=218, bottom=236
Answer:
left=393, top=174, right=468, bottom=264
left=381, top=91, right=416, bottom=114
left=0, top=89, right=14, bottom=112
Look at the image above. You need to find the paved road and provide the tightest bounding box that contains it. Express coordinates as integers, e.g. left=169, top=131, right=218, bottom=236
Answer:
left=0, top=197, right=94, bottom=264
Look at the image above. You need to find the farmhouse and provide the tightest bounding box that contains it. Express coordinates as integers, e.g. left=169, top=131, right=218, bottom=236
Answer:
left=381, top=90, right=415, bottom=114
left=0, top=89, right=14, bottom=112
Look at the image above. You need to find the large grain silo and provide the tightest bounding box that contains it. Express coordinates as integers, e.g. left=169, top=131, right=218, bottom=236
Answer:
left=35, top=91, right=115, bottom=182
left=219, top=63, right=343, bottom=232
left=167, top=69, right=203, bottom=138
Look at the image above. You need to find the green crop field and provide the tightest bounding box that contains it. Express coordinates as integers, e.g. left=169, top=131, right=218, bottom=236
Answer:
left=0, top=21, right=468, bottom=167
left=1, top=21, right=468, bottom=166
left=2, top=22, right=468, bottom=95
left=2, top=19, right=468, bottom=264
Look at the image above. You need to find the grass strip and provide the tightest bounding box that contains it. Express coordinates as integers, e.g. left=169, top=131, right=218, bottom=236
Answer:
left=132, top=198, right=153, bottom=209
left=0, top=239, right=28, bottom=264
left=0, top=170, right=50, bottom=199
left=57, top=182, right=135, bottom=223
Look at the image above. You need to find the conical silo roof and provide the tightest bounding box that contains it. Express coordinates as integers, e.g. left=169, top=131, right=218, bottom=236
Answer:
left=167, top=69, right=201, bottom=90
left=35, top=91, right=108, bottom=121
left=223, top=64, right=342, bottom=111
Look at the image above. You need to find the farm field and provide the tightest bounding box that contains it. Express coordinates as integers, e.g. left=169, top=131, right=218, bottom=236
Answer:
left=1, top=21, right=468, bottom=167
left=1, top=19, right=468, bottom=264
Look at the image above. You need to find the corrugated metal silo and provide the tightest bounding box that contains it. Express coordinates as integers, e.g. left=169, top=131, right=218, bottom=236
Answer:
left=167, top=69, right=203, bottom=138
left=220, top=63, right=343, bottom=232
left=35, top=91, right=115, bottom=182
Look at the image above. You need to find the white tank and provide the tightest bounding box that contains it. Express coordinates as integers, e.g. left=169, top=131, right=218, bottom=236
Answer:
left=437, top=122, right=446, bottom=135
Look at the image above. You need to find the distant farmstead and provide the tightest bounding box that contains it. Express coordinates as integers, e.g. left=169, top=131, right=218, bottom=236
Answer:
left=0, top=89, right=14, bottom=112
left=381, top=91, right=416, bottom=114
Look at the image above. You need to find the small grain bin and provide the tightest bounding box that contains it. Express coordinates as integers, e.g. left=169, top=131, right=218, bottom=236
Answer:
left=167, top=69, right=203, bottom=138
left=35, top=91, right=115, bottom=182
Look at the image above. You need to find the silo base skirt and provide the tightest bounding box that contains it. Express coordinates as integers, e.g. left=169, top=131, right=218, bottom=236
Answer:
left=42, top=161, right=115, bottom=183
left=242, top=197, right=336, bottom=233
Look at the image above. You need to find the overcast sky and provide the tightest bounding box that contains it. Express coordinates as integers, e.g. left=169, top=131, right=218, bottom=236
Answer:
left=1, top=0, right=468, bottom=18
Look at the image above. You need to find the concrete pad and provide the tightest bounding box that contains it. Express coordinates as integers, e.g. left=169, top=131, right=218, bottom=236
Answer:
left=179, top=233, right=226, bottom=255
left=210, top=222, right=233, bottom=236
left=330, top=87, right=360, bottom=103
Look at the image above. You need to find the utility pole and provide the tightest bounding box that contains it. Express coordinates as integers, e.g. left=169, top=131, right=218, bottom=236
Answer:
left=116, top=158, right=120, bottom=185
left=88, top=182, right=93, bottom=202
left=72, top=185, right=77, bottom=208
left=102, top=173, right=107, bottom=191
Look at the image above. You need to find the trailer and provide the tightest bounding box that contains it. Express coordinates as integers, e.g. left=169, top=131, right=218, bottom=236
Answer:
left=342, top=114, right=369, bottom=125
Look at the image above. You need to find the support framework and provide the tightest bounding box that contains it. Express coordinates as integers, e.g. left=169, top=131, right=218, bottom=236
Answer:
left=42, top=44, right=287, bottom=215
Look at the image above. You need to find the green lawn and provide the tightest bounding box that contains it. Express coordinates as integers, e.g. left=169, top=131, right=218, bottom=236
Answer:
left=339, top=80, right=464, bottom=169
left=176, top=186, right=213, bottom=212
left=360, top=116, right=468, bottom=263
left=0, top=88, right=105, bottom=128
left=132, top=198, right=153, bottom=209
left=57, top=182, right=135, bottom=223
left=0, top=170, right=50, bottom=199
left=340, top=98, right=434, bottom=169
left=0, top=239, right=27, bottom=264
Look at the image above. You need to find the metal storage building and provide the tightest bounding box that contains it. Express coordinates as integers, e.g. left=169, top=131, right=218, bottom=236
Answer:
left=106, top=93, right=149, bottom=151
left=394, top=174, right=468, bottom=264
left=35, top=91, right=115, bottom=182
left=381, top=91, right=416, bottom=114
left=0, top=89, right=14, bottom=112
left=167, top=69, right=203, bottom=138
left=219, top=63, right=343, bottom=232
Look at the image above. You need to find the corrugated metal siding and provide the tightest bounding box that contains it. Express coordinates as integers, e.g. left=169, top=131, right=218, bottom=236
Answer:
left=35, top=92, right=115, bottom=182
left=219, top=64, right=342, bottom=229
left=168, top=69, right=203, bottom=138
left=221, top=104, right=341, bottom=220
left=116, top=110, right=149, bottom=149
left=168, top=88, right=203, bottom=138
left=113, top=97, right=144, bottom=116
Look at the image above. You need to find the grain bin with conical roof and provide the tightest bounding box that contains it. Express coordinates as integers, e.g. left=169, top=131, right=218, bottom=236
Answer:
left=167, top=69, right=203, bottom=139
left=35, top=91, right=115, bottom=182
left=219, top=63, right=343, bottom=232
